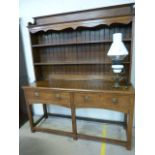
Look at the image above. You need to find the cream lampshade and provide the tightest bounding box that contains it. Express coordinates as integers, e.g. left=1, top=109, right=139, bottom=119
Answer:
left=107, top=33, right=128, bottom=61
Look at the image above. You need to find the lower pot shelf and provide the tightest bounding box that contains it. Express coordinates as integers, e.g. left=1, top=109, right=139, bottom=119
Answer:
left=33, top=115, right=127, bottom=141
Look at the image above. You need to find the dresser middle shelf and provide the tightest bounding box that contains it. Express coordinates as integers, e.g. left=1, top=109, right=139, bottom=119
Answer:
left=32, top=38, right=131, bottom=48
left=34, top=61, right=130, bottom=65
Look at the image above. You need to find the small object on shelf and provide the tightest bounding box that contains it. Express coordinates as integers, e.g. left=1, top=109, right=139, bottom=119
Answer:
left=107, top=33, right=129, bottom=88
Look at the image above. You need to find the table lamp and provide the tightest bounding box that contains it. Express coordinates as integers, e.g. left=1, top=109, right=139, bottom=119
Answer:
left=107, top=33, right=128, bottom=88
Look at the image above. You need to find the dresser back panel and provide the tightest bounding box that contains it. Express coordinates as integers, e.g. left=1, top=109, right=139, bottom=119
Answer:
left=31, top=23, right=132, bottom=84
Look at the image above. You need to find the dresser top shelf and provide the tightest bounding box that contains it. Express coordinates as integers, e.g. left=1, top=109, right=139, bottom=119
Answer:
left=23, top=80, right=134, bottom=94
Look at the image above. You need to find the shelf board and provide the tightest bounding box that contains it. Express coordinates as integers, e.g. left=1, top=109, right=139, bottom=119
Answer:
left=32, top=38, right=131, bottom=48
left=34, top=61, right=130, bottom=65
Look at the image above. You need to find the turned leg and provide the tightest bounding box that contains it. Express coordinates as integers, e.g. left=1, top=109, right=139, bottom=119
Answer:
left=70, top=93, right=77, bottom=140
left=43, top=104, right=48, bottom=118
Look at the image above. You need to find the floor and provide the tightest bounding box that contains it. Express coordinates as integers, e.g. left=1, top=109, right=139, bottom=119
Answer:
left=19, top=116, right=135, bottom=155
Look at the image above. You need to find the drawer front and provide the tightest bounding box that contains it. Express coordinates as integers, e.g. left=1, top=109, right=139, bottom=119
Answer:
left=74, top=93, right=103, bottom=108
left=24, top=89, right=70, bottom=107
left=101, top=94, right=130, bottom=112
left=74, top=92, right=130, bottom=113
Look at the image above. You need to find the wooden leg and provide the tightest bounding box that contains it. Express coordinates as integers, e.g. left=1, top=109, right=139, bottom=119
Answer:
left=123, top=113, right=127, bottom=129
left=43, top=104, right=48, bottom=118
left=70, top=93, right=77, bottom=140
left=27, top=104, right=35, bottom=132
left=126, top=96, right=134, bottom=150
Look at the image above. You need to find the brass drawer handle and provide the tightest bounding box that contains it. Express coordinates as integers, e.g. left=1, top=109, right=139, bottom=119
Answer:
left=34, top=92, right=39, bottom=97
left=84, top=96, right=91, bottom=101
left=112, top=98, right=118, bottom=104
left=55, top=94, right=61, bottom=99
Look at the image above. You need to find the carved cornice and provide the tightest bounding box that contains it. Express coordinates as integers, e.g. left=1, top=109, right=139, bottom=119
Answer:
left=29, top=16, right=133, bottom=33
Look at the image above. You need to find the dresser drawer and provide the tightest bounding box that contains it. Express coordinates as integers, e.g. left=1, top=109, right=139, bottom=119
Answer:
left=74, top=93, right=102, bottom=108
left=101, top=94, right=130, bottom=112
left=74, top=92, right=130, bottom=113
left=24, top=88, right=70, bottom=107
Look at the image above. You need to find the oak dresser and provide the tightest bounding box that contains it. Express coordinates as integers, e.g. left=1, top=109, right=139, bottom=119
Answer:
left=23, top=3, right=135, bottom=150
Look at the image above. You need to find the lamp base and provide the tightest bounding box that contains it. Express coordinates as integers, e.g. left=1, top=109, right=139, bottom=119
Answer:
left=112, top=73, right=121, bottom=88
left=113, top=82, right=120, bottom=88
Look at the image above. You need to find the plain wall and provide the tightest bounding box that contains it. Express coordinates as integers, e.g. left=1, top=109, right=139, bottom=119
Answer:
left=19, top=0, right=135, bottom=121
